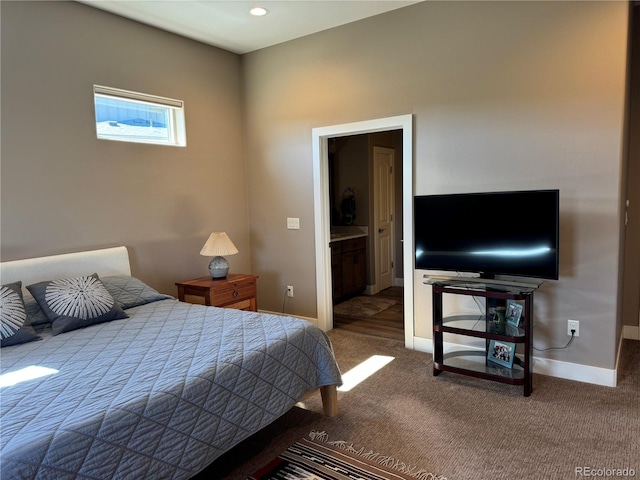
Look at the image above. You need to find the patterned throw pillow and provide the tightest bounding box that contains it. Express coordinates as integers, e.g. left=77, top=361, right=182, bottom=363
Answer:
left=1, top=282, right=41, bottom=347
left=101, top=275, right=174, bottom=310
left=27, top=274, right=129, bottom=335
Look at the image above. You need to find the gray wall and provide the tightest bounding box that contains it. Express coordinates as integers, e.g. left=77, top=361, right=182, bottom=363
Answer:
left=242, top=1, right=629, bottom=370
left=1, top=1, right=249, bottom=294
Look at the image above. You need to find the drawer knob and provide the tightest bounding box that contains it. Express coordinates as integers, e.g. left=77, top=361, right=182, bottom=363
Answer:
left=233, top=290, right=239, bottom=298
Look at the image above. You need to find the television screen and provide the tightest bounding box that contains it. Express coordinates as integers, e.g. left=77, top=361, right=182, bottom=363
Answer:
left=414, top=190, right=559, bottom=280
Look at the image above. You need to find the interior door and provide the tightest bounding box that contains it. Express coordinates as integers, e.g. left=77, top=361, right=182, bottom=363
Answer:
left=373, top=146, right=395, bottom=292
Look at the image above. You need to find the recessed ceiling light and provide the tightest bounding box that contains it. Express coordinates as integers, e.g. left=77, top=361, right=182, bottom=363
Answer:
left=250, top=7, right=269, bottom=17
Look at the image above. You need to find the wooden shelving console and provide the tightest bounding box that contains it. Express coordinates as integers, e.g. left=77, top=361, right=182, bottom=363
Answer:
left=427, top=278, right=539, bottom=396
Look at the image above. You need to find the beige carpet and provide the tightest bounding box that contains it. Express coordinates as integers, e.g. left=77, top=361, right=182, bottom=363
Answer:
left=197, top=331, right=640, bottom=480
left=333, top=296, right=398, bottom=317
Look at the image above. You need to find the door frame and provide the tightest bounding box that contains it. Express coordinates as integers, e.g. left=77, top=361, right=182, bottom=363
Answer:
left=312, top=114, right=414, bottom=348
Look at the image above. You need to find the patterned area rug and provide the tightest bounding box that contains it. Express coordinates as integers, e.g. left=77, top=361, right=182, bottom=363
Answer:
left=333, top=296, right=398, bottom=318
left=248, top=431, right=446, bottom=480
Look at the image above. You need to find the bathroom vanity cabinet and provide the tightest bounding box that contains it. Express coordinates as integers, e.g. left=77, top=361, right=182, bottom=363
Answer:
left=331, top=236, right=367, bottom=301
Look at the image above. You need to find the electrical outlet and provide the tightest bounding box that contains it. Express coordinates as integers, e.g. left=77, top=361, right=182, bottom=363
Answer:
left=287, top=286, right=294, bottom=298
left=567, top=319, right=579, bottom=337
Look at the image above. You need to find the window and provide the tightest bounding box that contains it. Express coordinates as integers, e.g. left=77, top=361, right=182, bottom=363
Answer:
left=94, top=85, right=186, bottom=147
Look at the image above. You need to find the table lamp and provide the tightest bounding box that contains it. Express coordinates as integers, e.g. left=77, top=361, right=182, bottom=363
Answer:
left=200, top=232, right=238, bottom=278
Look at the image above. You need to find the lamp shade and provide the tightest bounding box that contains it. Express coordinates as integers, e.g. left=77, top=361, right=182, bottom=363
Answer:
left=200, top=232, right=239, bottom=257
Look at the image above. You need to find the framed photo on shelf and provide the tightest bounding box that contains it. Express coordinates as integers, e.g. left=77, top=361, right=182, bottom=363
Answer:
left=487, top=340, right=516, bottom=368
left=506, top=300, right=523, bottom=328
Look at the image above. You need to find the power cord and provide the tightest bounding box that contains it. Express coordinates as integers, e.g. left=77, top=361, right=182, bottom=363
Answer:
left=453, top=271, right=576, bottom=352
left=282, top=289, right=288, bottom=314
left=461, top=279, right=485, bottom=330
left=534, top=330, right=576, bottom=351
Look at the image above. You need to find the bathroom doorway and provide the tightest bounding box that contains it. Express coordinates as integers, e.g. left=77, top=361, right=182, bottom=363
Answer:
left=333, top=286, right=404, bottom=341
left=327, top=132, right=403, bottom=297
left=312, top=114, right=415, bottom=348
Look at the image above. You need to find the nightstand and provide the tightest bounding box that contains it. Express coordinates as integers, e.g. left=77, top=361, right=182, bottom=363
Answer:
left=175, top=274, right=259, bottom=311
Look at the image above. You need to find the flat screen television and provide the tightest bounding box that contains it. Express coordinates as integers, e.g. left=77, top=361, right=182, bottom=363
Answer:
left=414, top=189, right=559, bottom=280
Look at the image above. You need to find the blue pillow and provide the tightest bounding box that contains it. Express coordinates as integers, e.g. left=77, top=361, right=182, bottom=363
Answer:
left=1, top=282, right=42, bottom=347
left=23, top=294, right=49, bottom=328
left=101, top=275, right=174, bottom=310
left=27, top=274, right=128, bottom=336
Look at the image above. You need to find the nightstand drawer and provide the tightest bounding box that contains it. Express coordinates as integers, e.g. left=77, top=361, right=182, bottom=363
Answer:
left=211, top=281, right=256, bottom=306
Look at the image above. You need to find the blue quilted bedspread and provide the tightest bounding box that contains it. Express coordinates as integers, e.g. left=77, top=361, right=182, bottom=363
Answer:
left=0, top=300, right=342, bottom=479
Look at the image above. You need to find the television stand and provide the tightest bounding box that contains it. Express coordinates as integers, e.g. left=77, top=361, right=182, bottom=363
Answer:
left=425, top=278, right=539, bottom=396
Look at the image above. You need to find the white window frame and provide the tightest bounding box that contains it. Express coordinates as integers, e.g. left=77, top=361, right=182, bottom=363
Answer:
left=94, top=85, right=186, bottom=147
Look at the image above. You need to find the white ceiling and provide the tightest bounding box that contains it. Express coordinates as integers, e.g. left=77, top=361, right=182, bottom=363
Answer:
left=78, top=0, right=421, bottom=54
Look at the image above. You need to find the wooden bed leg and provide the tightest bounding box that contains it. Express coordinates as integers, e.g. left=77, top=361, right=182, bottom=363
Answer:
left=320, top=385, right=338, bottom=417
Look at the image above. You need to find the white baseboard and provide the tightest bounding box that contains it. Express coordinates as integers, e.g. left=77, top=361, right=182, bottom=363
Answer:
left=532, top=356, right=616, bottom=387
left=394, top=277, right=404, bottom=287
left=623, top=325, right=639, bottom=340
left=615, top=331, right=625, bottom=386
left=413, top=336, right=433, bottom=353
left=411, top=336, right=617, bottom=388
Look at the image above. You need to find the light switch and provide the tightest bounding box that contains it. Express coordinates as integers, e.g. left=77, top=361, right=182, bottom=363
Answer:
left=287, top=217, right=300, bottom=230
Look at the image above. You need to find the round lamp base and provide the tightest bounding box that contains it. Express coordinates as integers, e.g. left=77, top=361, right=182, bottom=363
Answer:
left=209, top=256, right=229, bottom=278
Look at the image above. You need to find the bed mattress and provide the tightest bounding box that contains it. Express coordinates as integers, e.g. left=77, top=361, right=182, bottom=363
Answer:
left=0, top=299, right=342, bottom=479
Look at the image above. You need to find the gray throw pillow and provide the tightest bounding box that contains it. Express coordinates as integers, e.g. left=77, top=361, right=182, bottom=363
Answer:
left=27, top=274, right=128, bottom=336
left=1, top=281, right=42, bottom=347
left=23, top=295, right=50, bottom=327
left=101, top=275, right=174, bottom=310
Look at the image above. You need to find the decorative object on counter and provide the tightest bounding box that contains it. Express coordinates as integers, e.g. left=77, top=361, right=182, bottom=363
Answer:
left=200, top=232, right=238, bottom=278
left=506, top=300, right=524, bottom=327
left=340, top=187, right=356, bottom=225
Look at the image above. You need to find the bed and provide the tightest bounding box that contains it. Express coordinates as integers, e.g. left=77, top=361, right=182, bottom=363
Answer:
left=0, top=246, right=342, bottom=479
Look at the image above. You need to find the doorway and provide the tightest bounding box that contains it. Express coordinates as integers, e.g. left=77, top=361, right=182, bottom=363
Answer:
left=333, top=286, right=404, bottom=341
left=328, top=135, right=400, bottom=296
left=312, top=114, right=414, bottom=348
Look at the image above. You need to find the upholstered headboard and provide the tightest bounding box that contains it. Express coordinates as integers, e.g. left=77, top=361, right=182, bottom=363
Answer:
left=0, top=246, right=131, bottom=289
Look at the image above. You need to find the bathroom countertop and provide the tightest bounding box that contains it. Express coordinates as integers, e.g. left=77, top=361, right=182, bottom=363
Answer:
left=329, top=232, right=368, bottom=243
